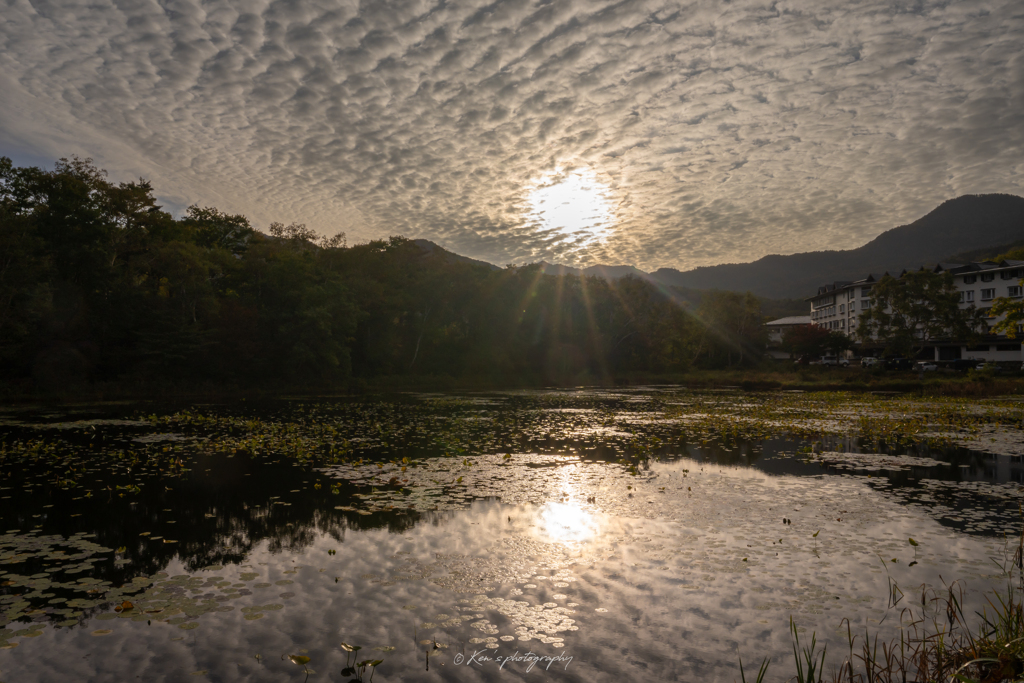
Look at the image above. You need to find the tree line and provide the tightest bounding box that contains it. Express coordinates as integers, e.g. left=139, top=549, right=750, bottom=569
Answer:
left=0, top=157, right=770, bottom=390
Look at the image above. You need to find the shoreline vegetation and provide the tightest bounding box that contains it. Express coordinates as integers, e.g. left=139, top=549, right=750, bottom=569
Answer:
left=743, top=530, right=1024, bottom=683
left=2, top=366, right=1023, bottom=405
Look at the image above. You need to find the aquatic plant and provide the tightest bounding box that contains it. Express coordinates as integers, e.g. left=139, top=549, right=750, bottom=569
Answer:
left=748, top=524, right=1024, bottom=683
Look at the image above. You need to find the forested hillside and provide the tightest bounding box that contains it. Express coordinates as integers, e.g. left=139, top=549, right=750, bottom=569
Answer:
left=0, top=157, right=768, bottom=391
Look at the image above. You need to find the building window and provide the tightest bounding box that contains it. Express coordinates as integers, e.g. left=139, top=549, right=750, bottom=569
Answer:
left=962, top=291, right=974, bottom=303
left=839, top=304, right=845, bottom=314
left=1002, top=270, right=1015, bottom=280
left=964, top=275, right=976, bottom=284
left=840, top=319, right=846, bottom=328
left=981, top=288, right=995, bottom=301
left=997, top=343, right=1022, bottom=351
left=861, top=287, right=871, bottom=296
left=1009, top=286, right=1023, bottom=297
left=849, top=301, right=856, bottom=311
left=981, top=273, right=995, bottom=282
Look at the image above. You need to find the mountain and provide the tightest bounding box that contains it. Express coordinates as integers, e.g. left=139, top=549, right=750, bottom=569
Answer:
left=414, top=239, right=501, bottom=270
left=942, top=238, right=1024, bottom=264
left=647, top=194, right=1024, bottom=299
left=539, top=261, right=655, bottom=282
left=422, top=194, right=1024, bottom=302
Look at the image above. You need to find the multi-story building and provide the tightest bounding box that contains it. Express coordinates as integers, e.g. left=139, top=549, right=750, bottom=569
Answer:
left=764, top=315, right=813, bottom=359
left=806, top=260, right=1024, bottom=362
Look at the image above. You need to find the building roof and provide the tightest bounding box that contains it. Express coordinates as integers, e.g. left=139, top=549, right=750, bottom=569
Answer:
left=806, top=260, right=1024, bottom=301
left=764, top=316, right=812, bottom=326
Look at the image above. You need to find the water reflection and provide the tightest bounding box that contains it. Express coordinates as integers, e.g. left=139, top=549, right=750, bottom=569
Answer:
left=538, top=502, right=598, bottom=543
left=0, top=391, right=1023, bottom=681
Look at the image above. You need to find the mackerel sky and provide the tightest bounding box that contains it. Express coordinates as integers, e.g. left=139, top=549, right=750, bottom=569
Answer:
left=2, top=0, right=1022, bottom=271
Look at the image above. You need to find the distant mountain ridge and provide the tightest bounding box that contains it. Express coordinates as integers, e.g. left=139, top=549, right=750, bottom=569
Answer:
left=413, top=238, right=501, bottom=270
left=417, top=194, right=1024, bottom=300
left=537, top=194, right=1024, bottom=299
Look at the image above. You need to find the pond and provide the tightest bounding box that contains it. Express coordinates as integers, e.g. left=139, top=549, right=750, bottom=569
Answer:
left=0, top=387, right=1023, bottom=681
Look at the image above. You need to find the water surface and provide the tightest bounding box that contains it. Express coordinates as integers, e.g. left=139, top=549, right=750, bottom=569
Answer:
left=0, top=388, right=1021, bottom=681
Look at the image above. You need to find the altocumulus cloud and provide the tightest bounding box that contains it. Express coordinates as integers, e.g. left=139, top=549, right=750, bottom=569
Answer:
left=2, top=0, right=1022, bottom=270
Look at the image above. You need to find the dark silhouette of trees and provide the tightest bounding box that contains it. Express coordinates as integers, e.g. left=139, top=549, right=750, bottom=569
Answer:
left=1, top=156, right=773, bottom=389
left=782, top=325, right=852, bottom=358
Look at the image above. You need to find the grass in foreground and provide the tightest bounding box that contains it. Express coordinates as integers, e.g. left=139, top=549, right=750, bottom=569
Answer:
left=742, top=527, right=1024, bottom=683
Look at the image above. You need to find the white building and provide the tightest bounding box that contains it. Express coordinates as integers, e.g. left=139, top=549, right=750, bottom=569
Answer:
left=807, top=260, right=1024, bottom=362
left=764, top=316, right=812, bottom=359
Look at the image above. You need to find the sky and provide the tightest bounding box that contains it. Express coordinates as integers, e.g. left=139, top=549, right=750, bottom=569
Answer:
left=2, top=0, right=1022, bottom=272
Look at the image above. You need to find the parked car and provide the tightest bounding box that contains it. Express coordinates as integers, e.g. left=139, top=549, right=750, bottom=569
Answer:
left=914, top=361, right=938, bottom=371
left=820, top=355, right=850, bottom=367
left=975, top=362, right=1003, bottom=373
left=860, top=357, right=880, bottom=368
left=794, top=355, right=813, bottom=365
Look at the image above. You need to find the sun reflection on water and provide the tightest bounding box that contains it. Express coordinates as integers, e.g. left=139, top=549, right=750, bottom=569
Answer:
left=539, top=501, right=599, bottom=543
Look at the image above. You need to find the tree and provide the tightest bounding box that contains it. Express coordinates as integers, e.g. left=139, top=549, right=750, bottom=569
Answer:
left=692, top=291, right=767, bottom=367
left=856, top=270, right=982, bottom=357
left=0, top=158, right=52, bottom=368
left=782, top=325, right=852, bottom=357
left=269, top=221, right=346, bottom=249
left=991, top=283, right=1024, bottom=339
left=180, top=206, right=255, bottom=252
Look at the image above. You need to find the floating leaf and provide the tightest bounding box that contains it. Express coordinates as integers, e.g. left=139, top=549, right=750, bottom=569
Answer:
left=288, top=655, right=311, bottom=666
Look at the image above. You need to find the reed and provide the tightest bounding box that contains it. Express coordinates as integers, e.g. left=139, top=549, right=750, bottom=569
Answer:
left=748, top=517, right=1024, bottom=683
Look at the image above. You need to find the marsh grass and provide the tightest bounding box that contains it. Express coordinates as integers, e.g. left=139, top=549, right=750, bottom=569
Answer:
left=4, top=365, right=1024, bottom=404
left=760, top=519, right=1024, bottom=683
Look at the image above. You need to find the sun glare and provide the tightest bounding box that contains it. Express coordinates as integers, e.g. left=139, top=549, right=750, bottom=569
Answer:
left=539, top=501, right=599, bottom=543
left=526, top=169, right=614, bottom=244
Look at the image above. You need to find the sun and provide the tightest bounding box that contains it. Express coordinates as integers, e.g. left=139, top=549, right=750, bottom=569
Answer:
left=526, top=168, right=614, bottom=244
